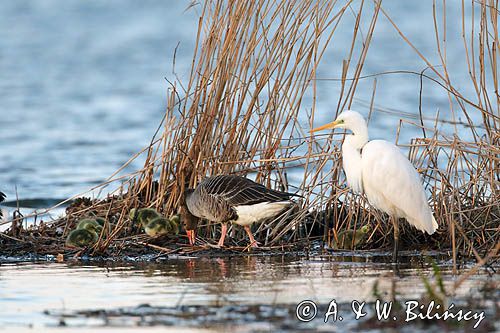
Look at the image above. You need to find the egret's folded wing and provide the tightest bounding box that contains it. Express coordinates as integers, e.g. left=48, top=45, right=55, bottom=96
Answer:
left=361, top=140, right=436, bottom=234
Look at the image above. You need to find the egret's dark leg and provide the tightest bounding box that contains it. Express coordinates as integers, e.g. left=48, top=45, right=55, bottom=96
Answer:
left=392, top=216, right=399, bottom=263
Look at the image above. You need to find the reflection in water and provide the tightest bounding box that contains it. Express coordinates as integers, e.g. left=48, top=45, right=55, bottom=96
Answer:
left=0, top=253, right=496, bottom=331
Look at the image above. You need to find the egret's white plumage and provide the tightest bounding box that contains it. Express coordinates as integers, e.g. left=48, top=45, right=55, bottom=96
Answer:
left=311, top=110, right=437, bottom=260
left=361, top=140, right=437, bottom=234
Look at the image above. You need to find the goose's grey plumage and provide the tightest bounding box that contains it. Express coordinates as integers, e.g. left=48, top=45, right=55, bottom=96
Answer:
left=185, top=175, right=296, bottom=247
left=0, top=192, right=5, bottom=219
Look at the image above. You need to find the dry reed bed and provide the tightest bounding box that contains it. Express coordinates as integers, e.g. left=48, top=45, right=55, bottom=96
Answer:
left=0, top=1, right=498, bottom=263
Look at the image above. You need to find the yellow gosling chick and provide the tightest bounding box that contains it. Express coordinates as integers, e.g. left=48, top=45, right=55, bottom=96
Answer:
left=168, top=215, right=180, bottom=235
left=77, top=218, right=103, bottom=234
left=95, top=217, right=106, bottom=227
left=129, top=208, right=161, bottom=225
left=333, top=225, right=371, bottom=250
left=66, top=229, right=98, bottom=248
left=129, top=208, right=138, bottom=220
left=143, top=216, right=172, bottom=237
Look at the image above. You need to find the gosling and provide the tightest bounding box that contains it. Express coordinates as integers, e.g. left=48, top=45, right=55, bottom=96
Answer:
left=66, top=229, right=98, bottom=248
left=143, top=216, right=180, bottom=237
left=333, top=225, right=371, bottom=250
left=76, top=218, right=103, bottom=234
left=129, top=208, right=161, bottom=225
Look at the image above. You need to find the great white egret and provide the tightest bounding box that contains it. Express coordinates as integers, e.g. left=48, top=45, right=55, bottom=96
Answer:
left=182, top=175, right=296, bottom=247
left=311, top=110, right=438, bottom=261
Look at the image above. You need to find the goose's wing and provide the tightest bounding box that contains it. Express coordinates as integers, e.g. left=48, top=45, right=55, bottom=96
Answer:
left=199, top=193, right=238, bottom=222
left=199, top=175, right=294, bottom=206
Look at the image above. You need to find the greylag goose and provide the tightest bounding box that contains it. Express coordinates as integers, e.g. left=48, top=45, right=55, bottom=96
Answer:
left=184, top=175, right=296, bottom=247
left=311, top=110, right=438, bottom=262
left=0, top=191, right=5, bottom=219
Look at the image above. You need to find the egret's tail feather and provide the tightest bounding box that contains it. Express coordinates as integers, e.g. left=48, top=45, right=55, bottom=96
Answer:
left=407, top=214, right=438, bottom=235
left=430, top=216, right=438, bottom=234
left=421, top=216, right=438, bottom=235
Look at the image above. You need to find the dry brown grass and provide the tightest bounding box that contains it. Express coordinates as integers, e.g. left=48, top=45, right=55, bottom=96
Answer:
left=1, top=0, right=498, bottom=266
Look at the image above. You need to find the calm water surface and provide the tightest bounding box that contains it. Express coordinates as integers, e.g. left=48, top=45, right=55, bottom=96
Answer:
left=0, top=2, right=495, bottom=332
left=0, top=254, right=497, bottom=332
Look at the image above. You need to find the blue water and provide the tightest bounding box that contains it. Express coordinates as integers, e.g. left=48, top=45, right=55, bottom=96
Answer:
left=0, top=1, right=197, bottom=201
left=0, top=3, right=495, bottom=332
left=0, top=1, right=484, bottom=205
left=0, top=255, right=496, bottom=332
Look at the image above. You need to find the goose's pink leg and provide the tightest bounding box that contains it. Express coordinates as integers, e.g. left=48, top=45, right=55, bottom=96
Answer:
left=244, top=226, right=259, bottom=247
left=186, top=230, right=196, bottom=246
left=217, top=223, right=228, bottom=247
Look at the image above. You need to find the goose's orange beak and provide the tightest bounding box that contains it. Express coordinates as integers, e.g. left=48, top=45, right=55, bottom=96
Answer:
left=310, top=120, right=341, bottom=133
left=186, top=230, right=196, bottom=246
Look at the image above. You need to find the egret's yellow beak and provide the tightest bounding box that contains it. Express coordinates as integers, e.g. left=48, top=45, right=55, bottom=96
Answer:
left=310, top=120, right=341, bottom=133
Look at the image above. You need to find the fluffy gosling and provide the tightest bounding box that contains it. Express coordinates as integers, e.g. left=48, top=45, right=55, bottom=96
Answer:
left=129, top=208, right=160, bottom=224
left=143, top=215, right=180, bottom=237
left=333, top=225, right=370, bottom=250
left=66, top=229, right=98, bottom=248
left=77, top=218, right=103, bottom=234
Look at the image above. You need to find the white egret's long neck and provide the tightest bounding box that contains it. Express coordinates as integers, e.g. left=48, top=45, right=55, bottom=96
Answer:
left=346, top=122, right=368, bottom=149
left=342, top=122, right=368, bottom=194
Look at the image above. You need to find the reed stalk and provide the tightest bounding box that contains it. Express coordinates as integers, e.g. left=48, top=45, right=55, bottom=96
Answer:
left=1, top=0, right=497, bottom=263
